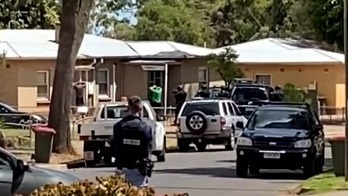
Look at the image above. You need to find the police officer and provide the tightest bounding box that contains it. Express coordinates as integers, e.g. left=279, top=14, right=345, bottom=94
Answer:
left=112, top=96, right=153, bottom=187
left=196, top=83, right=210, bottom=98
left=273, top=85, right=284, bottom=101
left=173, top=84, right=187, bottom=125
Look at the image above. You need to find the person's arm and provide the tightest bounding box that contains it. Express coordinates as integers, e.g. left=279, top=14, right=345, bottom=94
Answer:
left=144, top=124, right=153, bottom=156
left=112, top=122, right=121, bottom=158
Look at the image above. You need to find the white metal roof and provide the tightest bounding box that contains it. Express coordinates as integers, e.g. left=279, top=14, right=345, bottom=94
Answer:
left=214, top=38, right=344, bottom=64
left=0, top=29, right=139, bottom=59
left=0, top=29, right=213, bottom=60
left=126, top=41, right=214, bottom=57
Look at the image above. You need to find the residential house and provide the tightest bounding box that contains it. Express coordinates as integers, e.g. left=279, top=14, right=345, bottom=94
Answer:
left=211, top=38, right=345, bottom=108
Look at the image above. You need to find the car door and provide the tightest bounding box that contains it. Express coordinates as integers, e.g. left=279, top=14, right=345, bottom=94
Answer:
left=0, top=156, right=13, bottom=196
left=230, top=102, right=248, bottom=125
left=141, top=103, right=164, bottom=152
left=223, top=102, right=235, bottom=127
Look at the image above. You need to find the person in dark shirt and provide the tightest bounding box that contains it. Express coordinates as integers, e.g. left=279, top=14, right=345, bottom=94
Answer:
left=196, top=84, right=210, bottom=98
left=111, top=96, right=153, bottom=187
left=173, top=84, right=187, bottom=125
left=273, top=85, right=284, bottom=101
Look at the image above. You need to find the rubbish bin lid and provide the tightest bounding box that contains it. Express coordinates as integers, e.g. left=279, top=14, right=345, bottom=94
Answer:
left=32, top=126, right=56, bottom=134
left=326, top=135, right=346, bottom=142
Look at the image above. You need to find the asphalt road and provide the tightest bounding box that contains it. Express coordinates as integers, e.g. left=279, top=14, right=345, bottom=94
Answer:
left=69, top=146, right=332, bottom=196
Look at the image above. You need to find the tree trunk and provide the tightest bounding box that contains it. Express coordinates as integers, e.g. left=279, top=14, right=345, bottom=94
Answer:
left=48, top=0, right=93, bottom=153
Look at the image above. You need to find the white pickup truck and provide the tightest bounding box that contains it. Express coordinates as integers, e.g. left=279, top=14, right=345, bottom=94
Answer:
left=77, top=101, right=166, bottom=167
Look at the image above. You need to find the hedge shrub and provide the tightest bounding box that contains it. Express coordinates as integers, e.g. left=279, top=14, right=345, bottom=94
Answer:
left=23, top=175, right=189, bottom=196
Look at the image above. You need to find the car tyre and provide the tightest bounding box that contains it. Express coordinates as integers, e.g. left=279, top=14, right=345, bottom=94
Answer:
left=83, top=141, right=101, bottom=167
left=249, top=165, right=260, bottom=175
left=196, top=142, right=207, bottom=152
left=314, top=150, right=325, bottom=174
left=225, top=128, right=236, bottom=150
left=178, top=139, right=190, bottom=152
left=157, top=136, right=166, bottom=162
left=236, top=158, right=248, bottom=178
left=303, top=157, right=315, bottom=178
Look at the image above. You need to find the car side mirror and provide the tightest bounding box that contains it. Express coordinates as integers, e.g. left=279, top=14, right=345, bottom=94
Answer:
left=236, top=121, right=244, bottom=129
left=16, top=160, right=29, bottom=172
left=315, top=124, right=323, bottom=132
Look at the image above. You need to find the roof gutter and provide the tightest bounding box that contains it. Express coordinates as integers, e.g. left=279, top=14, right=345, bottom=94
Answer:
left=75, top=58, right=100, bottom=70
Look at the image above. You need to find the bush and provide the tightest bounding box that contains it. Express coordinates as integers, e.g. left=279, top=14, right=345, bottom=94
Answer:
left=22, top=174, right=189, bottom=196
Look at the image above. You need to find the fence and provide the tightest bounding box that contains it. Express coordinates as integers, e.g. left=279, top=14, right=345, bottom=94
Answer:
left=319, top=106, right=345, bottom=124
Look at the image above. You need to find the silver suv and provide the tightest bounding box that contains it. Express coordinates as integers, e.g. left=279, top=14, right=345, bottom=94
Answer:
left=176, top=98, right=248, bottom=152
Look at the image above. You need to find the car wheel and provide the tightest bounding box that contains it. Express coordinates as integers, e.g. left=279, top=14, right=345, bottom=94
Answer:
left=236, top=158, right=248, bottom=178
left=314, top=151, right=324, bottom=174
left=249, top=165, right=260, bottom=175
left=303, top=157, right=315, bottom=178
left=196, top=142, right=207, bottom=152
left=225, top=128, right=236, bottom=150
left=83, top=141, right=101, bottom=167
left=157, top=136, right=166, bottom=162
left=178, top=139, right=190, bottom=152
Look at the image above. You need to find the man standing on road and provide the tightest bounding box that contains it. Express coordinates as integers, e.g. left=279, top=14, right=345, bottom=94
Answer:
left=196, top=83, right=210, bottom=98
left=111, top=96, right=153, bottom=187
left=173, top=84, right=187, bottom=125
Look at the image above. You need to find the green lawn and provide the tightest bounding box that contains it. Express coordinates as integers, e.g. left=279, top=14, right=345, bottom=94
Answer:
left=296, top=173, right=348, bottom=195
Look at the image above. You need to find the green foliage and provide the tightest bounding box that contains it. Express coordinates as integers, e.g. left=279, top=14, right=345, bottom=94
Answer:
left=135, top=0, right=214, bottom=46
left=206, top=47, right=244, bottom=87
left=289, top=0, right=343, bottom=51
left=25, top=175, right=188, bottom=196
left=0, top=0, right=60, bottom=29
left=282, top=83, right=308, bottom=102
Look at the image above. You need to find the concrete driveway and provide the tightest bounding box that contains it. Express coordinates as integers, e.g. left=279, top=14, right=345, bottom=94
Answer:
left=69, top=146, right=332, bottom=196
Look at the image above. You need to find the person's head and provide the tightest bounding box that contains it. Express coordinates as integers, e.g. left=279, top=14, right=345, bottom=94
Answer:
left=128, top=96, right=143, bottom=115
left=275, top=85, right=281, bottom=91
left=177, top=84, right=183, bottom=91
left=201, top=84, right=207, bottom=90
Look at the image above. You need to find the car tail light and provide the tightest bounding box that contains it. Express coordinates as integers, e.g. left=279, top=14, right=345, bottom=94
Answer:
left=220, top=117, right=226, bottom=126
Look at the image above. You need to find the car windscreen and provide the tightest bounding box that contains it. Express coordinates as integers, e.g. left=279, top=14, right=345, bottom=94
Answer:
left=100, top=105, right=129, bottom=119
left=246, top=109, right=311, bottom=130
left=232, top=88, right=268, bottom=101
left=181, top=102, right=219, bottom=116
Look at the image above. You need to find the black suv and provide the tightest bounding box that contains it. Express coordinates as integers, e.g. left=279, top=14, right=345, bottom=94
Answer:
left=231, top=84, right=274, bottom=116
left=235, top=102, right=325, bottom=178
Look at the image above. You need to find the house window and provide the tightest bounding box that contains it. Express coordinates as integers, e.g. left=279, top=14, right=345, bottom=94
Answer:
left=97, top=69, right=109, bottom=98
left=198, top=67, right=209, bottom=87
left=37, top=71, right=50, bottom=100
left=255, top=74, right=271, bottom=85
left=148, top=71, right=163, bottom=87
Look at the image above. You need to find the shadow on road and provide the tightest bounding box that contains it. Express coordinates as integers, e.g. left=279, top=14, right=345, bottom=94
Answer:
left=155, top=167, right=236, bottom=178
left=215, top=159, right=236, bottom=163
left=155, top=166, right=308, bottom=180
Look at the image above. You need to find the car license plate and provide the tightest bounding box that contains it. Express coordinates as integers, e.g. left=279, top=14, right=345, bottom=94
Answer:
left=263, top=152, right=280, bottom=159
left=84, top=151, right=94, bottom=161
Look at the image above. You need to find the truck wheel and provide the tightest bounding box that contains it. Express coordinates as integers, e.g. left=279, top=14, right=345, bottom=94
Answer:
left=157, top=136, right=166, bottom=162
left=83, top=141, right=101, bottom=167
left=236, top=158, right=248, bottom=178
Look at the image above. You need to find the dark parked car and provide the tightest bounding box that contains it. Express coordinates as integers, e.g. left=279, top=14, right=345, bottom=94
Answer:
left=0, top=147, right=80, bottom=195
left=235, top=102, right=325, bottom=178
left=0, top=102, right=47, bottom=128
